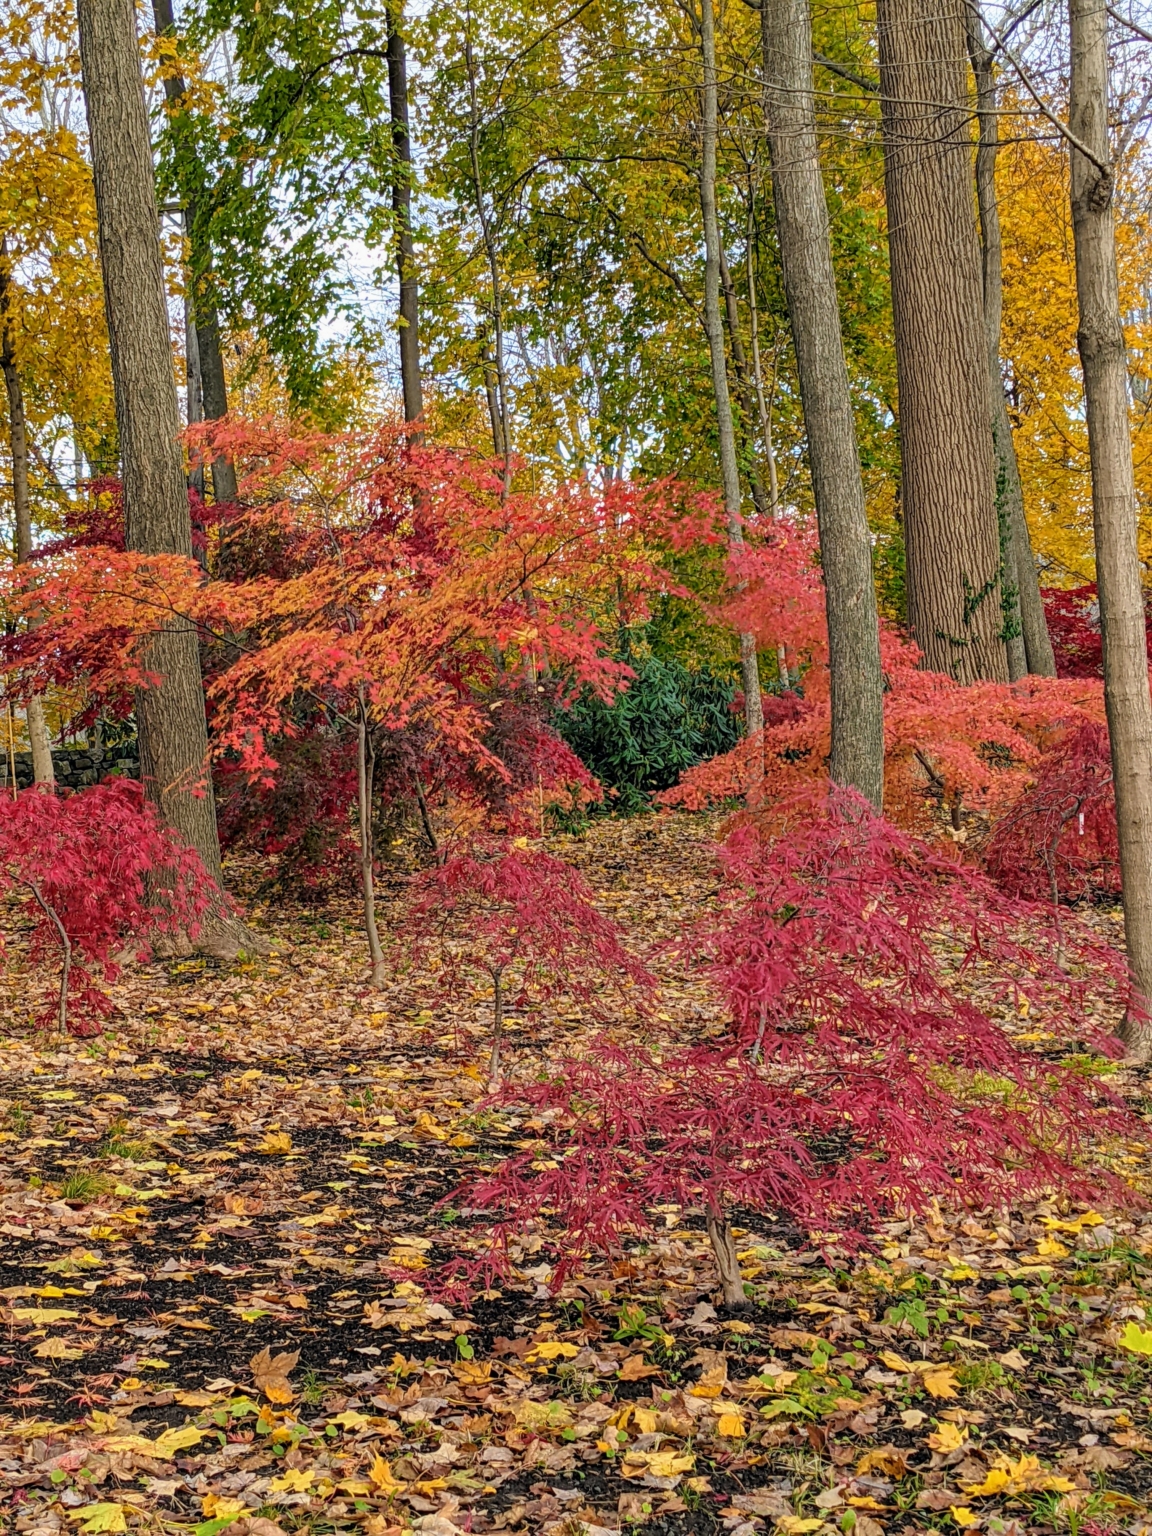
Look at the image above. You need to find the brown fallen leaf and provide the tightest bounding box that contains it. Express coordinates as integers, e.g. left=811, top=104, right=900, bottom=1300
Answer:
left=856, top=1446, right=909, bottom=1479
left=250, top=1345, right=299, bottom=1403
left=618, top=1353, right=661, bottom=1381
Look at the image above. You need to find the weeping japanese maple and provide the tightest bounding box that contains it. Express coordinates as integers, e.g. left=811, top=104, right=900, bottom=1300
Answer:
left=451, top=790, right=1137, bottom=1302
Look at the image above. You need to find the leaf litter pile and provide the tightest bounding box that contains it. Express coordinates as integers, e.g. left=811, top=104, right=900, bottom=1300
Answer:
left=2, top=815, right=1152, bottom=1536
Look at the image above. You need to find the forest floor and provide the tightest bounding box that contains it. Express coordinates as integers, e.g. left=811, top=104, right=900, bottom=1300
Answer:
left=1, top=812, right=1152, bottom=1536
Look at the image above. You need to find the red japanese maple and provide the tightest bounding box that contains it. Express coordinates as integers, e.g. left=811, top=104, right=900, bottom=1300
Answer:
left=452, top=791, right=1136, bottom=1300
left=0, top=780, right=210, bottom=1034
left=404, top=846, right=654, bottom=1080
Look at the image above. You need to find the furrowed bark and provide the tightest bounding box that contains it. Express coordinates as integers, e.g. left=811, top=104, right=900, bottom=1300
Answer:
left=876, top=0, right=1007, bottom=683
left=1068, top=0, right=1152, bottom=1060
left=761, top=0, right=885, bottom=807
left=966, top=4, right=1057, bottom=680
left=387, top=3, right=424, bottom=432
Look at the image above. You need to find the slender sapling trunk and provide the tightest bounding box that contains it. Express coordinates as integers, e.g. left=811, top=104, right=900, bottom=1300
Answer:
left=489, top=965, right=505, bottom=1083
left=357, top=705, right=387, bottom=987
left=706, top=1209, right=747, bottom=1310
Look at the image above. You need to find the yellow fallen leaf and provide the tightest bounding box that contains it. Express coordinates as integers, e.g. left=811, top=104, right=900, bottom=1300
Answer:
left=201, top=1495, right=247, bottom=1519
left=1035, top=1237, right=1069, bottom=1259
left=152, top=1425, right=206, bottom=1458
left=927, top=1422, right=968, bottom=1453
left=716, top=1412, right=746, bottom=1438
left=258, top=1131, right=293, bottom=1155
left=946, top=1265, right=980, bottom=1281
left=774, top=1520, right=825, bottom=1535
left=368, top=1455, right=401, bottom=1493
left=879, top=1350, right=914, bottom=1372
left=632, top=1408, right=659, bottom=1434
left=689, top=1362, right=728, bottom=1398
left=12, top=1308, right=80, bottom=1323
left=33, top=1338, right=85, bottom=1360
left=1118, top=1321, right=1152, bottom=1355
left=329, top=1409, right=371, bottom=1431
left=525, top=1340, right=580, bottom=1362
left=962, top=1453, right=1076, bottom=1498
left=950, top=1509, right=979, bottom=1528
left=921, top=1367, right=959, bottom=1400
left=67, top=1504, right=127, bottom=1534
left=269, top=1467, right=314, bottom=1494
left=641, top=1450, right=695, bottom=1479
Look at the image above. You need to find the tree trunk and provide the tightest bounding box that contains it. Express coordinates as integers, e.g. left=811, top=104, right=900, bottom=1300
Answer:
left=489, top=967, right=505, bottom=1083
left=151, top=0, right=237, bottom=508
left=965, top=5, right=1057, bottom=681
left=706, top=1209, right=747, bottom=1309
left=717, top=242, right=771, bottom=518
left=0, top=246, right=56, bottom=786
left=387, top=3, right=424, bottom=431
left=699, top=0, right=763, bottom=738
left=876, top=0, right=1007, bottom=683
left=77, top=0, right=245, bottom=953
left=357, top=704, right=387, bottom=987
left=1068, top=0, right=1152, bottom=1061
left=761, top=0, right=885, bottom=808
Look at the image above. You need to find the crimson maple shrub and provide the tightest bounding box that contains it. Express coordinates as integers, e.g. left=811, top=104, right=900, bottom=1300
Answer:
left=0, top=780, right=210, bottom=1034
left=986, top=721, right=1119, bottom=903
left=454, top=792, right=1135, bottom=1301
left=404, top=847, right=653, bottom=1080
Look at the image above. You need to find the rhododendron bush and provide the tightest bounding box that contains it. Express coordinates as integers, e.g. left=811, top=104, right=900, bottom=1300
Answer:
left=453, top=792, right=1136, bottom=1299
left=0, top=780, right=209, bottom=1034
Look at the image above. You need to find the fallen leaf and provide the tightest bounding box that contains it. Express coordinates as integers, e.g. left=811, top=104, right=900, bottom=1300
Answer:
left=258, top=1132, right=293, bottom=1155
left=618, top=1353, right=661, bottom=1380
left=927, top=1422, right=969, bottom=1453
left=1118, top=1321, right=1152, bottom=1355
left=716, top=1412, right=746, bottom=1437
left=68, top=1507, right=128, bottom=1535
left=268, top=1468, right=314, bottom=1494
left=921, top=1367, right=959, bottom=1399
left=250, top=1345, right=299, bottom=1403
left=525, top=1340, right=580, bottom=1362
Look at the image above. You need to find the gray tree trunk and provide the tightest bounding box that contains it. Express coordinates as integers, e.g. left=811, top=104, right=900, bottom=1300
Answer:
left=77, top=0, right=251, bottom=956
left=965, top=5, right=1057, bottom=680
left=699, top=0, right=763, bottom=738
left=761, top=0, right=885, bottom=808
left=876, top=0, right=1008, bottom=683
left=387, top=4, right=424, bottom=430
left=0, top=245, right=56, bottom=786
left=1068, top=0, right=1152, bottom=1060
left=151, top=0, right=237, bottom=507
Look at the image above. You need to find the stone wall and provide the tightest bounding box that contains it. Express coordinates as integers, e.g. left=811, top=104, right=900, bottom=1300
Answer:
left=0, top=745, right=139, bottom=792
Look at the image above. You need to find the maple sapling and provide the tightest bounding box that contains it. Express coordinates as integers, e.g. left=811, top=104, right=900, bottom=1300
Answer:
left=405, top=847, right=653, bottom=1081
left=0, top=780, right=210, bottom=1034
left=453, top=791, right=1136, bottom=1303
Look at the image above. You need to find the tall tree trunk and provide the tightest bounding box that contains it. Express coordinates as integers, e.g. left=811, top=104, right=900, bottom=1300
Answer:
left=387, top=3, right=423, bottom=431
left=761, top=0, right=885, bottom=808
left=717, top=242, right=771, bottom=518
left=356, top=702, right=386, bottom=988
left=876, top=0, right=1008, bottom=684
left=699, top=0, right=763, bottom=738
left=151, top=0, right=237, bottom=508
left=77, top=0, right=247, bottom=954
left=1068, top=0, right=1152, bottom=1061
left=0, top=246, right=55, bottom=786
left=965, top=5, right=1057, bottom=681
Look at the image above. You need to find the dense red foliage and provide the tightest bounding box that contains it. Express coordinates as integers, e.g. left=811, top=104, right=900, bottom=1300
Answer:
left=453, top=791, right=1134, bottom=1284
left=0, top=780, right=210, bottom=1034
left=404, top=847, right=653, bottom=1076
left=986, top=721, right=1119, bottom=901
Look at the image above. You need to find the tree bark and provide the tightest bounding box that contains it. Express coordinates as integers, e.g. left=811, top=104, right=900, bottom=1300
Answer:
left=1068, top=0, right=1152, bottom=1060
left=0, top=245, right=56, bottom=786
left=761, top=0, right=885, bottom=808
left=876, top=0, right=1007, bottom=683
left=489, top=967, right=505, bottom=1083
left=356, top=703, right=387, bottom=988
left=965, top=5, right=1057, bottom=681
left=706, top=1210, right=747, bottom=1309
left=77, top=0, right=244, bottom=952
left=151, top=0, right=237, bottom=508
left=387, top=3, right=424, bottom=430
left=699, top=0, right=763, bottom=738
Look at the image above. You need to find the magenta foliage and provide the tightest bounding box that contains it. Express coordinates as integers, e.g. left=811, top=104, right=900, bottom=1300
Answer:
left=987, top=722, right=1119, bottom=902
left=1042, top=584, right=1152, bottom=679
left=451, top=792, right=1136, bottom=1285
left=0, top=780, right=212, bottom=1034
left=406, top=847, right=653, bottom=1017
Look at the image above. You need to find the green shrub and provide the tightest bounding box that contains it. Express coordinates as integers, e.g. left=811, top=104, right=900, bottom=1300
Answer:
left=558, top=655, right=740, bottom=813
